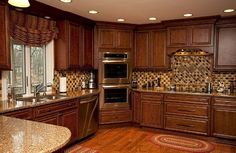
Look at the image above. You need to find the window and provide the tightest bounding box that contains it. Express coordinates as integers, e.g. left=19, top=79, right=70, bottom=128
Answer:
left=9, top=40, right=54, bottom=96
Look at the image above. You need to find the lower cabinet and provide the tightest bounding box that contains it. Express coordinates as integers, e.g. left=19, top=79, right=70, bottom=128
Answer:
left=140, top=93, right=163, bottom=128
left=35, top=114, right=60, bottom=125
left=100, top=109, right=132, bottom=124
left=132, top=91, right=141, bottom=123
left=212, top=97, right=236, bottom=139
left=2, top=108, right=33, bottom=120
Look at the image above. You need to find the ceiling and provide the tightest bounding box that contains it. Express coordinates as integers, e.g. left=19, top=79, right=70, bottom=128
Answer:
left=36, top=0, right=236, bottom=24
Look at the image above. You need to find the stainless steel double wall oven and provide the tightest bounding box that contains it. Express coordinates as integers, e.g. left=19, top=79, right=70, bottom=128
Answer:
left=99, top=52, right=132, bottom=109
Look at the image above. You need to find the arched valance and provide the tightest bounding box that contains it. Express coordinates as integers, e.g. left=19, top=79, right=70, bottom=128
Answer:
left=9, top=10, right=58, bottom=46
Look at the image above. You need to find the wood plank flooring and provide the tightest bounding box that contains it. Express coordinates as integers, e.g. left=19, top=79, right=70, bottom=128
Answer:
left=75, top=127, right=236, bottom=153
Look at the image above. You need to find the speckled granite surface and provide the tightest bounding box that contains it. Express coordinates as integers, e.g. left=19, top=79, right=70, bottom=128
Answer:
left=0, top=115, right=71, bottom=153
left=133, top=88, right=236, bottom=98
left=0, top=89, right=99, bottom=114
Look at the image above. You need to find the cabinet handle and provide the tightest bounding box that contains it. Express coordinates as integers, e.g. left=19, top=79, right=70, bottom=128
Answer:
left=177, top=108, right=196, bottom=112
left=176, top=124, right=194, bottom=128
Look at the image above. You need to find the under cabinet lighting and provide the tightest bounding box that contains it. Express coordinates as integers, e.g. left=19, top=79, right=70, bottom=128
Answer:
left=59, top=0, right=72, bottom=3
left=8, top=0, right=30, bottom=8
left=224, top=9, right=235, bottom=13
left=184, top=13, right=193, bottom=17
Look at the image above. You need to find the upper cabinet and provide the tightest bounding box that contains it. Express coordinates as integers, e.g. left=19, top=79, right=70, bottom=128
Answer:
left=0, top=3, right=10, bottom=70
left=134, top=29, right=169, bottom=69
left=214, top=20, right=236, bottom=71
left=167, top=24, right=214, bottom=47
left=55, top=20, right=94, bottom=70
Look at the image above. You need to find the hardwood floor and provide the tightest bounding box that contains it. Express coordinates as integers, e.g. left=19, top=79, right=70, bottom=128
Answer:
left=75, top=127, right=236, bottom=153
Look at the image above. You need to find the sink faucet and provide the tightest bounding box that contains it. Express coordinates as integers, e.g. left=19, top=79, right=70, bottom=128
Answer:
left=33, top=82, right=52, bottom=97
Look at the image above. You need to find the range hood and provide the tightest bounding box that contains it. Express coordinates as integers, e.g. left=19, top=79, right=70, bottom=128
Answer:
left=171, top=48, right=213, bottom=56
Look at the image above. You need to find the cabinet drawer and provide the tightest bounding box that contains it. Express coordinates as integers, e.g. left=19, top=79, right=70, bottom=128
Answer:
left=141, top=93, right=163, bottom=101
left=164, top=94, right=210, bottom=104
left=100, top=110, right=131, bottom=124
left=165, top=103, right=209, bottom=118
left=213, top=97, right=236, bottom=107
left=35, top=100, right=77, bottom=117
left=165, top=116, right=208, bottom=135
left=3, top=108, right=33, bottom=120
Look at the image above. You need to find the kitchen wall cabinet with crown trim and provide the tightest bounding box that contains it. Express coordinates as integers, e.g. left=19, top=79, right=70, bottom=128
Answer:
left=55, top=20, right=94, bottom=70
left=134, top=29, right=169, bottom=69
left=0, top=3, right=10, bottom=70
left=167, top=24, right=214, bottom=47
left=214, top=20, right=236, bottom=71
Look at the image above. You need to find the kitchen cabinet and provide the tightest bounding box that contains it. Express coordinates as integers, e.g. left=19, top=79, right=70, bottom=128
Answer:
left=0, top=3, right=10, bottom=70
left=164, top=94, right=211, bottom=135
left=132, top=91, right=141, bottom=123
left=55, top=20, right=94, bottom=70
left=141, top=93, right=163, bottom=128
left=134, top=30, right=169, bottom=69
left=35, top=114, right=60, bottom=125
left=214, top=22, right=236, bottom=71
left=212, top=97, right=236, bottom=139
left=2, top=108, right=33, bottom=120
left=99, top=108, right=132, bottom=124
left=167, top=24, right=213, bottom=47
left=98, top=29, right=133, bottom=49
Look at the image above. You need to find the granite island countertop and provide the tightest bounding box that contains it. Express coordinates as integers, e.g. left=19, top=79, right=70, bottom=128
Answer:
left=133, top=88, right=236, bottom=98
left=0, top=115, right=71, bottom=153
left=0, top=89, right=99, bottom=114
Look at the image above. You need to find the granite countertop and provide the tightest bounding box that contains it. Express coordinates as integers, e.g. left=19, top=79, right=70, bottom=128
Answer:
left=0, top=115, right=71, bottom=153
left=133, top=88, right=236, bottom=98
left=0, top=89, right=100, bottom=114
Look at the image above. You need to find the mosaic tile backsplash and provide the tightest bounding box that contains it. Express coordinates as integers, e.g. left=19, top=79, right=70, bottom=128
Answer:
left=132, top=55, right=236, bottom=92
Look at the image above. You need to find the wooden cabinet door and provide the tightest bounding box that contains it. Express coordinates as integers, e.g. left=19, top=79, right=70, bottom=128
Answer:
left=190, top=24, right=213, bottom=46
left=212, top=107, right=236, bottom=139
left=61, top=108, right=79, bottom=143
left=35, top=114, right=60, bottom=126
left=82, top=25, right=94, bottom=69
left=150, top=30, right=168, bottom=69
left=3, top=108, right=33, bottom=120
left=214, top=24, right=236, bottom=71
left=68, top=23, right=81, bottom=69
left=116, top=30, right=133, bottom=49
left=132, top=92, right=141, bottom=123
left=167, top=27, right=188, bottom=47
left=98, top=29, right=115, bottom=48
left=141, top=101, right=163, bottom=128
left=0, top=4, right=10, bottom=70
left=134, top=31, right=149, bottom=68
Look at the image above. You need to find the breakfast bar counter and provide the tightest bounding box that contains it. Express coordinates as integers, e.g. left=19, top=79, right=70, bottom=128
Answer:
left=0, top=115, right=71, bottom=153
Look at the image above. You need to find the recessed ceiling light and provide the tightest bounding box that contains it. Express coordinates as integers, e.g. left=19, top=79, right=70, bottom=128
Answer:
left=89, top=10, right=98, bottom=14
left=8, top=0, right=30, bottom=8
left=224, top=9, right=235, bottom=13
left=44, top=16, right=51, bottom=19
left=184, top=13, right=193, bottom=17
left=117, top=18, right=125, bottom=22
left=149, top=17, right=157, bottom=21
left=59, top=0, right=72, bottom=3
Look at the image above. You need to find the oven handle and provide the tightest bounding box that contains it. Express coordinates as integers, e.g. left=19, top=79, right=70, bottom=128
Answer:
left=101, top=60, right=130, bottom=63
left=102, top=85, right=131, bottom=88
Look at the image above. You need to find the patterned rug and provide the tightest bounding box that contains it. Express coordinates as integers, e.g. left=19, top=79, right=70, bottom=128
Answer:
left=65, top=145, right=98, bottom=153
left=150, top=134, right=215, bottom=153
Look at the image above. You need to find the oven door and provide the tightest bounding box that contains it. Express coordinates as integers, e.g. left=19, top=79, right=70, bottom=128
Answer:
left=99, top=84, right=131, bottom=109
left=99, top=60, right=131, bottom=84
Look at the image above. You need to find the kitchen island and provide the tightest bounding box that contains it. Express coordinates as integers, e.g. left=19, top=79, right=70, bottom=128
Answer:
left=0, top=115, right=71, bottom=153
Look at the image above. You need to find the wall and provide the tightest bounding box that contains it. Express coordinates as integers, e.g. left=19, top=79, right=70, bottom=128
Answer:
left=0, top=73, right=2, bottom=101
left=132, top=55, right=236, bottom=92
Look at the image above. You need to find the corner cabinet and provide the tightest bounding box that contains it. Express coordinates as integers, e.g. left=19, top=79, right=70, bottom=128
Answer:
left=214, top=22, right=236, bottom=71
left=212, top=97, right=236, bottom=139
left=134, top=30, right=169, bottom=69
left=167, top=24, right=213, bottom=47
left=55, top=20, right=94, bottom=70
left=0, top=3, right=10, bottom=70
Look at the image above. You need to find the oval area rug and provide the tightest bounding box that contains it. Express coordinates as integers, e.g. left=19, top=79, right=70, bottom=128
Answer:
left=150, top=134, right=215, bottom=153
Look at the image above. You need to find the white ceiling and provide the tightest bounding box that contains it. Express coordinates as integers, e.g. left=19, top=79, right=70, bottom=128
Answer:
left=36, top=0, right=236, bottom=24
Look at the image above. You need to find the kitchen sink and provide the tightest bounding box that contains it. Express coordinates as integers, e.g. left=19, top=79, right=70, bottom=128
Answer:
left=16, top=95, right=67, bottom=102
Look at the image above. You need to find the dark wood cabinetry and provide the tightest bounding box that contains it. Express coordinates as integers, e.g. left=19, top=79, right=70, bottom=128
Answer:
left=98, top=28, right=133, bottom=49
left=141, top=93, right=163, bottom=128
left=167, top=24, right=213, bottom=47
left=132, top=91, right=141, bottom=123
left=134, top=30, right=168, bottom=69
left=3, top=108, right=33, bottom=120
left=214, top=22, right=236, bottom=71
left=164, top=94, right=211, bottom=135
left=55, top=20, right=94, bottom=70
left=100, top=109, right=132, bottom=124
left=0, top=3, right=10, bottom=70
left=212, top=97, right=236, bottom=139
